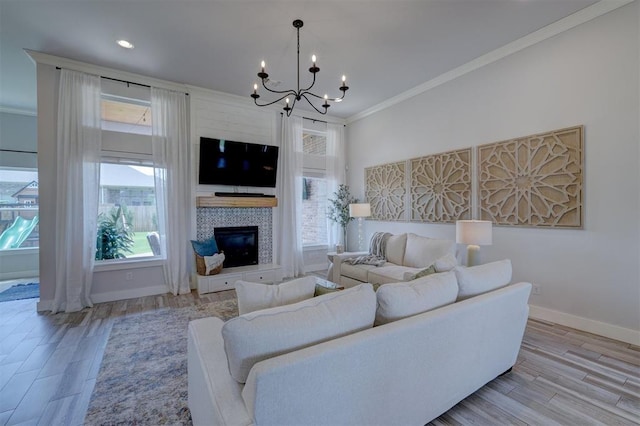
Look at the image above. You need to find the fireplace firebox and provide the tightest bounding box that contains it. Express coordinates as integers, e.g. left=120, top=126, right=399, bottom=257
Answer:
left=214, top=226, right=259, bottom=268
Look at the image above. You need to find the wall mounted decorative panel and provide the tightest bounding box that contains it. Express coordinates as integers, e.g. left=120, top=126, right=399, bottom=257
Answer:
left=365, top=161, right=407, bottom=221
left=478, top=125, right=583, bottom=228
left=410, top=148, right=472, bottom=223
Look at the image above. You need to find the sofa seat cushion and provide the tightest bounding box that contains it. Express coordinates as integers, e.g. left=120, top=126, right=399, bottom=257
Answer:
left=402, top=233, right=456, bottom=268
left=235, top=276, right=316, bottom=315
left=340, top=263, right=380, bottom=282
left=455, top=259, right=512, bottom=301
left=222, top=283, right=376, bottom=383
left=375, top=271, right=459, bottom=325
left=367, top=265, right=421, bottom=285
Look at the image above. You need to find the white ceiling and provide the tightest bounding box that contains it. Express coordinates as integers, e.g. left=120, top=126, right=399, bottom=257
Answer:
left=0, top=0, right=601, bottom=119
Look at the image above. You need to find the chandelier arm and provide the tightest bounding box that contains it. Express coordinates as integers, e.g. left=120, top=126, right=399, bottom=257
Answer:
left=260, top=80, right=298, bottom=97
left=300, top=93, right=328, bottom=115
left=253, top=93, right=293, bottom=108
left=299, top=71, right=317, bottom=93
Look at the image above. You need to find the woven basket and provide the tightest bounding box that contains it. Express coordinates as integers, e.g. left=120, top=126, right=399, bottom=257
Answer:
left=194, top=253, right=223, bottom=276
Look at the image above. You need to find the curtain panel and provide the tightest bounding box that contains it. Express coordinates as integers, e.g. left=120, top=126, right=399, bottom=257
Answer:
left=151, top=88, right=191, bottom=295
left=274, top=115, right=305, bottom=278
left=52, top=69, right=102, bottom=313
left=325, top=123, right=346, bottom=249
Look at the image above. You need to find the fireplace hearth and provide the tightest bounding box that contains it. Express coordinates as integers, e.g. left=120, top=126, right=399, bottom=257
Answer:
left=214, top=226, right=259, bottom=268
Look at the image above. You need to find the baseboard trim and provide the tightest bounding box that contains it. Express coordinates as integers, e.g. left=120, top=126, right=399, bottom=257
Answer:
left=91, top=285, right=169, bottom=304
left=37, top=285, right=170, bottom=312
left=529, top=305, right=640, bottom=345
left=0, top=270, right=39, bottom=281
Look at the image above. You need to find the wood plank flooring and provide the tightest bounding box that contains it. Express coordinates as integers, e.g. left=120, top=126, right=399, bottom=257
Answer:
left=0, top=289, right=638, bottom=425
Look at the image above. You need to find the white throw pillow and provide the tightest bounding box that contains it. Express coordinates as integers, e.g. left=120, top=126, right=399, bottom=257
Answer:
left=375, top=271, right=459, bottom=326
left=222, top=283, right=376, bottom=383
left=235, top=276, right=316, bottom=315
left=433, top=253, right=458, bottom=272
left=455, top=259, right=513, bottom=301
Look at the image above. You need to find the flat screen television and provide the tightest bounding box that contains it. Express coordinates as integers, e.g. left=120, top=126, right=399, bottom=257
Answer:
left=198, top=137, right=279, bottom=187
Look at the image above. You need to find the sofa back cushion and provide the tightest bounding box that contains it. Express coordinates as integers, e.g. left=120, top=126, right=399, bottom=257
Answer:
left=375, top=271, right=459, bottom=325
left=385, top=233, right=407, bottom=265
left=235, top=276, right=316, bottom=315
left=455, top=259, right=512, bottom=300
left=222, top=283, right=376, bottom=383
left=402, top=233, right=456, bottom=268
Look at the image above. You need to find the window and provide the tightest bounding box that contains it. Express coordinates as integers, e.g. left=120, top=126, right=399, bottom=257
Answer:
left=301, top=129, right=328, bottom=247
left=0, top=168, right=39, bottom=250
left=301, top=174, right=328, bottom=246
left=96, top=161, right=158, bottom=260
left=96, top=89, right=160, bottom=262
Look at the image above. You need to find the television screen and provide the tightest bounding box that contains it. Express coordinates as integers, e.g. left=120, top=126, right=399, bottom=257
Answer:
left=198, top=137, right=279, bottom=187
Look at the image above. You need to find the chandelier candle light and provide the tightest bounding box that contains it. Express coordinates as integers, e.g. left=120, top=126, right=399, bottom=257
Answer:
left=251, top=19, right=349, bottom=116
left=456, top=220, right=493, bottom=267
left=349, top=203, right=371, bottom=251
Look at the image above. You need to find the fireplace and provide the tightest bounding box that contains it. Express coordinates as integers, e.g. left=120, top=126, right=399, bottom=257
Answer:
left=214, top=226, right=259, bottom=268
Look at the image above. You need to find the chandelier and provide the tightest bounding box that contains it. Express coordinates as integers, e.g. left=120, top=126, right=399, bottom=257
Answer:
left=251, top=19, right=349, bottom=116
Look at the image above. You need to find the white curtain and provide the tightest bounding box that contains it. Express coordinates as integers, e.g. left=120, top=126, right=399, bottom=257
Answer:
left=151, top=87, right=191, bottom=295
left=326, top=122, right=346, bottom=249
left=274, top=115, right=305, bottom=278
left=52, top=69, right=102, bottom=313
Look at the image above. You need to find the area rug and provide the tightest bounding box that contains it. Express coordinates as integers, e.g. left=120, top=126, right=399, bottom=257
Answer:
left=0, top=282, right=39, bottom=302
left=85, top=299, right=239, bottom=425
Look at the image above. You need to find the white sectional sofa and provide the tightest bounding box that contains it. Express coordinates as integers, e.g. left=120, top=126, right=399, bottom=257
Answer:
left=188, top=260, right=532, bottom=426
left=331, top=232, right=458, bottom=287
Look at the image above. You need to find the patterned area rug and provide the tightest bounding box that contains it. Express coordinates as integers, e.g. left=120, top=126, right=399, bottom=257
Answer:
left=85, top=299, right=239, bottom=425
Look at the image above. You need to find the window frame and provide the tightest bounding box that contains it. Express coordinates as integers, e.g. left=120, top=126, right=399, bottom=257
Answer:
left=301, top=127, right=329, bottom=250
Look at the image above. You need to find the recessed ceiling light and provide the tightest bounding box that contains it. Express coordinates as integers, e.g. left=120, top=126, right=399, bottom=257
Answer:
left=117, top=39, right=134, bottom=49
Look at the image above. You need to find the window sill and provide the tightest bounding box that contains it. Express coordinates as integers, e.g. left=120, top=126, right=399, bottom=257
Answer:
left=94, top=257, right=164, bottom=272
left=0, top=247, right=39, bottom=257
left=303, top=244, right=328, bottom=251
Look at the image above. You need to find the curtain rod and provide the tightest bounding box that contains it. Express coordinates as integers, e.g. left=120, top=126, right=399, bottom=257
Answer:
left=280, top=112, right=345, bottom=126
left=55, top=67, right=189, bottom=95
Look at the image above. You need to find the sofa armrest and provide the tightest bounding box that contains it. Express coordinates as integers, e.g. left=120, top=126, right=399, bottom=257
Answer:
left=329, top=251, right=369, bottom=284
left=188, top=318, right=252, bottom=426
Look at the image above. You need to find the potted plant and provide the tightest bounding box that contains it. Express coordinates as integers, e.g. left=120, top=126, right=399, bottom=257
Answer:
left=327, top=184, right=358, bottom=249
left=95, top=205, right=135, bottom=260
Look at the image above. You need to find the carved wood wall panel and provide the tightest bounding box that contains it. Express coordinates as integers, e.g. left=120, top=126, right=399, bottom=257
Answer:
left=365, top=162, right=407, bottom=221
left=410, top=148, right=472, bottom=223
left=478, top=125, right=583, bottom=228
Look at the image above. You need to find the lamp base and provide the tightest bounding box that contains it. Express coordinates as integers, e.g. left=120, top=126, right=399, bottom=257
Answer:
left=466, top=245, right=481, bottom=267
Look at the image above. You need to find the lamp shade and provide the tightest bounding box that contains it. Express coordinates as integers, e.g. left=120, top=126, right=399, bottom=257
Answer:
left=349, top=203, right=371, bottom=218
left=456, top=220, right=492, bottom=245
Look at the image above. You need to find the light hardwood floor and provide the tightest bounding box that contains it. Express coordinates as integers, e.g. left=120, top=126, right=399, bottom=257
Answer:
left=0, top=289, right=638, bottom=426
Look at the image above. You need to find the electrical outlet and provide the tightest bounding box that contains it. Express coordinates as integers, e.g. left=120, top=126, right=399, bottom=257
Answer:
left=125, top=272, right=133, bottom=281
left=532, top=284, right=541, bottom=295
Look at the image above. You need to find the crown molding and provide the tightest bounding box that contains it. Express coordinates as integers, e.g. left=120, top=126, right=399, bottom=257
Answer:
left=346, top=0, right=634, bottom=124
left=25, top=49, right=190, bottom=94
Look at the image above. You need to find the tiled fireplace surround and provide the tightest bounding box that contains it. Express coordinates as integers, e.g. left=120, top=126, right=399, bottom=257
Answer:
left=196, top=207, right=273, bottom=265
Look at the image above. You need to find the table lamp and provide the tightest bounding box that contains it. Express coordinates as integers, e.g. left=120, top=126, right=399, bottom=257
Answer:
left=456, top=220, right=492, bottom=266
left=349, top=203, right=371, bottom=251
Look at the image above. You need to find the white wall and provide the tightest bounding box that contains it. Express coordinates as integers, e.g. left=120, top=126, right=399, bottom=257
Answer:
left=346, top=3, right=639, bottom=342
left=0, top=111, right=37, bottom=168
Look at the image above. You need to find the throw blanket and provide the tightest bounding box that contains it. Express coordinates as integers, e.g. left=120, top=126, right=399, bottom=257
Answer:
left=346, top=254, right=386, bottom=266
left=370, top=232, right=392, bottom=258
left=345, top=232, right=392, bottom=266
